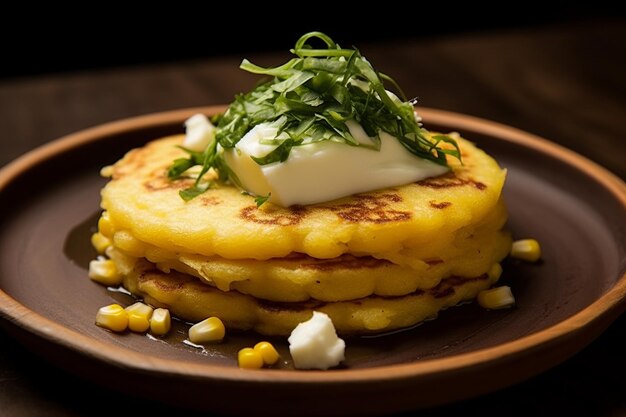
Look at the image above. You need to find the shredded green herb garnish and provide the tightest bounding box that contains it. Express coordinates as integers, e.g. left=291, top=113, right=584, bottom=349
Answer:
left=168, top=31, right=461, bottom=202
left=254, top=193, right=272, bottom=207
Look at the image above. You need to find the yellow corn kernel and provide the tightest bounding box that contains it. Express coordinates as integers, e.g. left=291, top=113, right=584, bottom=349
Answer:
left=91, top=232, right=111, bottom=254
left=125, top=302, right=154, bottom=333
left=150, top=308, right=171, bottom=336
left=511, top=239, right=541, bottom=262
left=189, top=317, right=225, bottom=343
left=488, top=263, right=503, bottom=281
left=238, top=347, right=264, bottom=369
left=254, top=341, right=279, bottom=365
left=88, top=257, right=122, bottom=286
left=478, top=286, right=516, bottom=310
left=100, top=165, right=114, bottom=178
left=98, top=212, right=114, bottom=238
left=96, top=304, right=128, bottom=332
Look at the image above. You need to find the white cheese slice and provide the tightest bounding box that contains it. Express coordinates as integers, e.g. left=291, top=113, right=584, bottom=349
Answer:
left=222, top=121, right=448, bottom=207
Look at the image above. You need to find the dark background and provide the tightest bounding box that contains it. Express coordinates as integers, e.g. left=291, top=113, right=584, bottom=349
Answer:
left=1, top=7, right=622, bottom=79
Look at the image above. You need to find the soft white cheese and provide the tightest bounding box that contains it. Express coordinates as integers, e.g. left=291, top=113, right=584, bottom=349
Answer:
left=288, top=312, right=345, bottom=370
left=183, top=114, right=215, bottom=152
left=222, top=121, right=448, bottom=207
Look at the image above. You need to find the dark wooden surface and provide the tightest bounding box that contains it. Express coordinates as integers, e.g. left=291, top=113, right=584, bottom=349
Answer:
left=1, top=20, right=625, bottom=416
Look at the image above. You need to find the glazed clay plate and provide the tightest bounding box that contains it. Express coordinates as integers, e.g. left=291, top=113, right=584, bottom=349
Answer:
left=0, top=107, right=625, bottom=416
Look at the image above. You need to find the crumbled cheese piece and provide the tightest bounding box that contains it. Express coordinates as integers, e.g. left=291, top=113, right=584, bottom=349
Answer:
left=183, top=114, right=215, bottom=152
left=288, top=312, right=345, bottom=370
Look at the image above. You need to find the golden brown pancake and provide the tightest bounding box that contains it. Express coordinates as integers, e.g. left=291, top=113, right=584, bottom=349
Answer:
left=123, top=259, right=501, bottom=335
left=101, top=135, right=506, bottom=263
left=105, top=221, right=510, bottom=302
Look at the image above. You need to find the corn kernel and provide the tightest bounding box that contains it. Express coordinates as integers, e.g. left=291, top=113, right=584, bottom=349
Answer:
left=488, top=263, right=503, bottom=281
left=254, top=341, right=279, bottom=365
left=98, top=212, right=114, bottom=237
left=150, top=308, right=171, bottom=336
left=89, top=257, right=122, bottom=286
left=100, top=165, right=114, bottom=178
left=96, top=304, right=128, bottom=332
left=91, top=232, right=111, bottom=254
left=189, top=317, right=225, bottom=343
left=238, top=347, right=264, bottom=369
left=478, top=286, right=516, bottom=310
left=511, top=239, right=541, bottom=262
left=125, top=302, right=153, bottom=333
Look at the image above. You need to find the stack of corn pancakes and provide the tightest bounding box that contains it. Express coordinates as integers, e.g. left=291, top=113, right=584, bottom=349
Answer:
left=96, top=133, right=511, bottom=336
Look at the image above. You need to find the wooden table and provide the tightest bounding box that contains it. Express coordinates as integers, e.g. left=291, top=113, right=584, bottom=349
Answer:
left=1, top=20, right=625, bottom=416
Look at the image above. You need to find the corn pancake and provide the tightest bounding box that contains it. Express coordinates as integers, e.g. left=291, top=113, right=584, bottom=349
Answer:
left=104, top=218, right=510, bottom=302
left=101, top=135, right=506, bottom=263
left=165, top=228, right=509, bottom=302
left=124, top=259, right=501, bottom=336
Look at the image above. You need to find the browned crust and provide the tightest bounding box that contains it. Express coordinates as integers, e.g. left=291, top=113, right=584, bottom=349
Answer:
left=297, top=254, right=390, bottom=271
left=417, top=172, right=486, bottom=190
left=256, top=273, right=489, bottom=312
left=429, top=201, right=452, bottom=209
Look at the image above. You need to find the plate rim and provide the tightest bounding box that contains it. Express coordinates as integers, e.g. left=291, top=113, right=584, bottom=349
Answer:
left=1, top=106, right=625, bottom=384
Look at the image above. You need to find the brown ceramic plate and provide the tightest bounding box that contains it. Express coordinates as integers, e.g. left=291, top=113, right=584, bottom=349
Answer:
left=0, top=107, right=625, bottom=416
